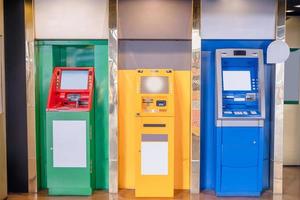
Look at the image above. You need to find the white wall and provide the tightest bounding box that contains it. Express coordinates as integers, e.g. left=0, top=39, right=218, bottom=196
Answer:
left=34, top=0, right=109, bottom=39
left=284, top=105, right=300, bottom=165
left=284, top=16, right=300, bottom=166
left=286, top=16, right=300, bottom=48
left=284, top=49, right=300, bottom=101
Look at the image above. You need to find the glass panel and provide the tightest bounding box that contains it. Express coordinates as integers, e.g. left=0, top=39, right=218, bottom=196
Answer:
left=53, top=45, right=95, bottom=67
left=60, top=70, right=89, bottom=90
left=223, top=71, right=251, bottom=91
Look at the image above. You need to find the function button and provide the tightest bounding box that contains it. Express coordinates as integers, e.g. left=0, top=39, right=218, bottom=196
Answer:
left=250, top=111, right=257, bottom=115
left=234, top=111, right=243, bottom=115
left=156, top=100, right=167, bottom=107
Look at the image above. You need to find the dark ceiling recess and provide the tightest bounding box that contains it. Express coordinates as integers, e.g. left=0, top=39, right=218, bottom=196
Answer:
left=287, top=0, right=300, bottom=16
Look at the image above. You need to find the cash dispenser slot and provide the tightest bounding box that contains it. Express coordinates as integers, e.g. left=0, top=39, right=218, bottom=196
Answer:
left=143, top=124, right=166, bottom=128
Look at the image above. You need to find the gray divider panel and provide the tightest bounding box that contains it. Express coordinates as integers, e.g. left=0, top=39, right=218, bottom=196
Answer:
left=118, top=0, right=192, bottom=40
left=119, top=40, right=191, bottom=70
left=142, top=134, right=168, bottom=142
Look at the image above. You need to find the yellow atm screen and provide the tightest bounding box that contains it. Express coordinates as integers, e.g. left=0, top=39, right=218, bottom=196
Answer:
left=136, top=69, right=174, bottom=117
left=140, top=76, right=169, bottom=94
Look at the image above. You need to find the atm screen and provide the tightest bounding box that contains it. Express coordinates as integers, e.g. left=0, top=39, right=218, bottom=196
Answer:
left=141, top=76, right=169, bottom=94
left=223, top=71, right=251, bottom=91
left=60, top=70, right=89, bottom=90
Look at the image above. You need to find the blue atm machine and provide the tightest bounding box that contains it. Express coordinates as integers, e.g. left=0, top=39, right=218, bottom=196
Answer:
left=215, top=49, right=265, bottom=196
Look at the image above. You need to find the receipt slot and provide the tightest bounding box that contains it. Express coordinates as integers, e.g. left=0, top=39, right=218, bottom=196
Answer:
left=46, top=67, right=95, bottom=195
left=215, top=49, right=265, bottom=196
left=135, top=69, right=174, bottom=197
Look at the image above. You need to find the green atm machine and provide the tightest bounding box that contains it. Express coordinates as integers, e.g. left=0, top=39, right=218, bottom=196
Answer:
left=46, top=67, right=95, bottom=195
left=35, top=40, right=109, bottom=192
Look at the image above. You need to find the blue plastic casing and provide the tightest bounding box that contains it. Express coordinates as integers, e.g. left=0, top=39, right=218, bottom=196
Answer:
left=216, top=127, right=264, bottom=196
left=200, top=40, right=273, bottom=196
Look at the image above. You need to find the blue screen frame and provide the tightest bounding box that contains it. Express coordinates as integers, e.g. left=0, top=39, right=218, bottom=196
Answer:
left=221, top=57, right=261, bottom=117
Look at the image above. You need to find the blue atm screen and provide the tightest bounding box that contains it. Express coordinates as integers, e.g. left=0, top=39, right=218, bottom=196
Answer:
left=221, top=57, right=260, bottom=117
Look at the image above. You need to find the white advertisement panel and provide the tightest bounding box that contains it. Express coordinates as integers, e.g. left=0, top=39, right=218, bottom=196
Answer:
left=35, top=0, right=108, bottom=39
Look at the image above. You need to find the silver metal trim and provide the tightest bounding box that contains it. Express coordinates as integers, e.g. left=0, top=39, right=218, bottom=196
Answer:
left=271, top=0, right=286, bottom=195
left=216, top=120, right=264, bottom=127
left=190, top=0, right=201, bottom=194
left=216, top=49, right=266, bottom=127
left=25, top=0, right=38, bottom=193
left=108, top=0, right=118, bottom=194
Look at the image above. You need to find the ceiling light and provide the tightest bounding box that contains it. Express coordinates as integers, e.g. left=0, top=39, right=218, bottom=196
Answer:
left=294, top=5, right=300, bottom=8
left=286, top=10, right=295, bottom=13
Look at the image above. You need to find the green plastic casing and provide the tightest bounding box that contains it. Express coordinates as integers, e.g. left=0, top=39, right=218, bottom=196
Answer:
left=46, top=111, right=95, bottom=195
left=35, top=40, right=109, bottom=192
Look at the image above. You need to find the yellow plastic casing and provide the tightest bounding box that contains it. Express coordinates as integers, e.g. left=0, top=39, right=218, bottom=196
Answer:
left=118, top=70, right=190, bottom=190
left=135, top=69, right=175, bottom=197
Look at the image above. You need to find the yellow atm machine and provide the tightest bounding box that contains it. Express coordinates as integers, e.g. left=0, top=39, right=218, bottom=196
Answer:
left=135, top=69, right=174, bottom=197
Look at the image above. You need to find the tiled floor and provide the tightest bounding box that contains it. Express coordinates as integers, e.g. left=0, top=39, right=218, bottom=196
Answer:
left=7, top=167, right=300, bottom=200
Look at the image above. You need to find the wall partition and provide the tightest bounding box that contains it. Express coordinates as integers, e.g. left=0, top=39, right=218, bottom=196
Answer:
left=0, top=0, right=7, bottom=198
left=4, top=0, right=28, bottom=193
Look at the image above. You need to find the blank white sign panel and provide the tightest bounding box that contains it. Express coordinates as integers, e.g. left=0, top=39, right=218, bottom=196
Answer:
left=141, top=142, right=168, bottom=175
left=201, top=0, right=276, bottom=39
left=223, top=71, right=251, bottom=91
left=53, top=120, right=86, bottom=168
left=60, top=70, right=89, bottom=90
left=35, top=0, right=109, bottom=39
